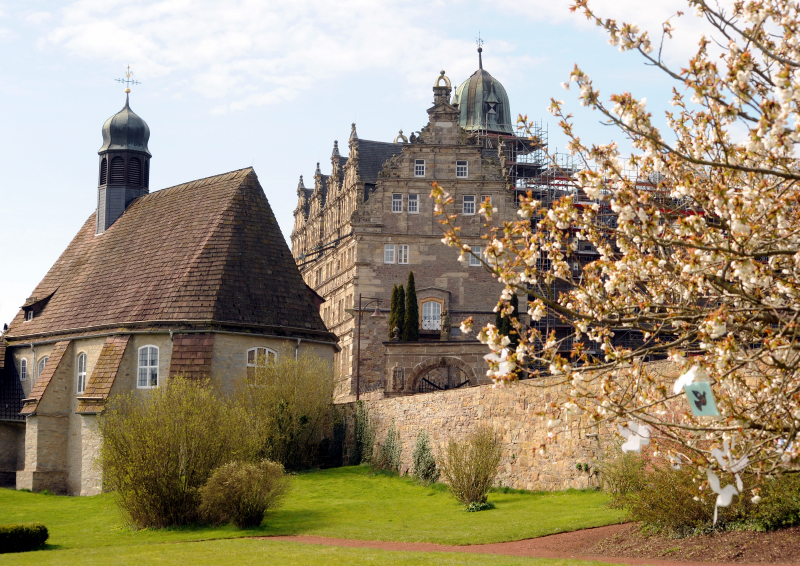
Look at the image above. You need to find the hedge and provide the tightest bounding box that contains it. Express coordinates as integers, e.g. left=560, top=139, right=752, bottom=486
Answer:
left=0, top=523, right=49, bottom=553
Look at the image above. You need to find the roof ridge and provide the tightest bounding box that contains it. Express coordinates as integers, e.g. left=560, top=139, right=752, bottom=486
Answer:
left=152, top=167, right=254, bottom=196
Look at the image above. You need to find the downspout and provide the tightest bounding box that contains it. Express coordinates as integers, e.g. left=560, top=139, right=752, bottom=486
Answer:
left=295, top=338, right=301, bottom=361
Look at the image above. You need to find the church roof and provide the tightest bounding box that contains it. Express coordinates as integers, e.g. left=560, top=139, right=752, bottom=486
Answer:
left=4, top=168, right=335, bottom=343
left=356, top=140, right=402, bottom=183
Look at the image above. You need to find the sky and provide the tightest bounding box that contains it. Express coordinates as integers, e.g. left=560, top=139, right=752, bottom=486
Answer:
left=0, top=0, right=710, bottom=327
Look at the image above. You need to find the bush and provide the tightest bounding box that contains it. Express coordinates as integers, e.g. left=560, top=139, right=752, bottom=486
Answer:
left=98, top=377, right=252, bottom=528
left=0, top=523, right=48, bottom=553
left=412, top=430, right=439, bottom=485
left=352, top=401, right=375, bottom=465
left=199, top=460, right=291, bottom=529
left=600, top=450, right=647, bottom=509
left=747, top=473, right=800, bottom=531
left=440, top=426, right=502, bottom=506
left=374, top=420, right=402, bottom=472
left=235, top=349, right=335, bottom=470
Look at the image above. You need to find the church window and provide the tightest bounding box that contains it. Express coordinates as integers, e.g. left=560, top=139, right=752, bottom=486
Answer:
left=246, top=347, right=276, bottom=381
left=384, top=244, right=396, bottom=264
left=469, top=246, right=482, bottom=267
left=137, top=346, right=159, bottom=388
left=77, top=352, right=87, bottom=394
left=129, top=157, right=142, bottom=186
left=37, top=356, right=49, bottom=380
left=414, top=159, right=425, bottom=177
left=99, top=158, right=108, bottom=185
left=20, top=359, right=27, bottom=381
left=422, top=301, right=442, bottom=330
left=391, top=194, right=403, bottom=213
left=408, top=194, right=419, bottom=213
left=463, top=195, right=476, bottom=215
left=456, top=160, right=468, bottom=178
left=110, top=156, right=125, bottom=184
left=398, top=244, right=409, bottom=264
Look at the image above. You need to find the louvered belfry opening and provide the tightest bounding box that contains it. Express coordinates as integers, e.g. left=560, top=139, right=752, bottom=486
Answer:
left=99, top=158, right=108, bottom=185
left=144, top=159, right=149, bottom=188
left=128, top=157, right=142, bottom=186
left=110, top=156, right=125, bottom=184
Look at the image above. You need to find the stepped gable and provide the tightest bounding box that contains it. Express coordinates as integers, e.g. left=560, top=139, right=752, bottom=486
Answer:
left=4, top=168, right=334, bottom=342
left=0, top=338, right=24, bottom=421
left=355, top=140, right=402, bottom=183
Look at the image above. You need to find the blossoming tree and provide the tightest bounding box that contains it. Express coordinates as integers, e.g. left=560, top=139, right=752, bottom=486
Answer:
left=432, top=0, right=800, bottom=483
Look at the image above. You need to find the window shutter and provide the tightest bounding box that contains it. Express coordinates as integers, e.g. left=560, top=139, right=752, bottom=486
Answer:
left=99, top=158, right=108, bottom=185
left=129, top=157, right=142, bottom=186
left=110, top=157, right=125, bottom=184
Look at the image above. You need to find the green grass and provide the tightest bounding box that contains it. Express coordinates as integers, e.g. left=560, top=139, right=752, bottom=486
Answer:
left=0, top=466, right=627, bottom=565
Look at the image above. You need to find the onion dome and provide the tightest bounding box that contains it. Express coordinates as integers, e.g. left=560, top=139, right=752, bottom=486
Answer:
left=453, top=47, right=513, bottom=135
left=98, top=94, right=151, bottom=156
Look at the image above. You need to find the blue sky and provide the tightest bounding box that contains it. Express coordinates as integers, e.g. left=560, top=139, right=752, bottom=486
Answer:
left=0, top=0, right=704, bottom=327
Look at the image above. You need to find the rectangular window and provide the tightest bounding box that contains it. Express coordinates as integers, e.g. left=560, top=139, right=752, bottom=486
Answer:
left=456, top=160, right=468, bottom=178
left=391, top=193, right=403, bottom=213
left=408, top=194, right=419, bottom=213
left=481, top=194, right=491, bottom=204
left=398, top=244, right=409, bottom=264
left=137, top=346, right=159, bottom=388
left=470, top=246, right=482, bottom=267
left=463, top=195, right=476, bottom=215
left=384, top=244, right=396, bottom=264
left=414, top=159, right=425, bottom=177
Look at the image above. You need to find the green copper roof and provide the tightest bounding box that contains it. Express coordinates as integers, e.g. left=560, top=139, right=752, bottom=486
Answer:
left=453, top=68, right=513, bottom=135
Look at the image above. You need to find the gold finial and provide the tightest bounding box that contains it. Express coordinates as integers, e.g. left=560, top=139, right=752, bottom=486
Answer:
left=115, top=65, right=141, bottom=94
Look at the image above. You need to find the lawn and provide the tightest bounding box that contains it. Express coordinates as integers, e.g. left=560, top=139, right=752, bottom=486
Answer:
left=0, top=466, right=627, bottom=565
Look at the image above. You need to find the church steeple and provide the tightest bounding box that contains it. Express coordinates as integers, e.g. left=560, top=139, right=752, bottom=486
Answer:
left=96, top=78, right=152, bottom=234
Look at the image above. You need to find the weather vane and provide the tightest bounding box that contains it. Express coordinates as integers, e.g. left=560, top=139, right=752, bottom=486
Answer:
left=476, top=33, right=484, bottom=50
left=115, top=65, right=141, bottom=94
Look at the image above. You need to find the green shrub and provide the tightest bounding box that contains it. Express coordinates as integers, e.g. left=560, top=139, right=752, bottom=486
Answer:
left=98, top=377, right=252, bottom=528
left=0, top=523, right=48, bottom=553
left=374, top=420, right=402, bottom=472
left=412, top=430, right=439, bottom=485
left=747, top=473, right=800, bottom=531
left=600, top=450, right=647, bottom=509
left=199, top=460, right=291, bottom=529
left=440, top=426, right=503, bottom=506
left=352, top=401, right=375, bottom=465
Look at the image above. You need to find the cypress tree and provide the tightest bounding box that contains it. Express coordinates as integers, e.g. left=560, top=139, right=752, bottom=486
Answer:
left=403, top=271, right=419, bottom=341
left=396, top=284, right=405, bottom=340
left=388, top=285, right=399, bottom=339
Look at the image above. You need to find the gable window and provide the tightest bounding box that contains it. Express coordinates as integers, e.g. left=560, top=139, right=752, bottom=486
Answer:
left=37, top=356, right=49, bottom=380
left=456, top=160, right=468, bottom=178
left=463, top=195, right=476, bottom=215
left=77, top=352, right=87, bottom=394
left=469, top=246, right=482, bottom=267
left=398, top=244, right=409, bottom=264
left=384, top=244, right=396, bottom=264
left=25, top=311, right=33, bottom=322
left=137, top=346, right=159, bottom=388
left=414, top=159, right=425, bottom=177
left=422, top=301, right=442, bottom=330
left=391, top=193, right=403, bottom=213
left=408, top=194, right=419, bottom=213
left=247, top=347, right=276, bottom=381
left=20, top=359, right=27, bottom=381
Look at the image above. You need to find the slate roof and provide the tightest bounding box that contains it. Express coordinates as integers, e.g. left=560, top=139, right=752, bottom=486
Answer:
left=355, top=140, right=402, bottom=183
left=5, top=168, right=335, bottom=343
left=0, top=338, right=24, bottom=421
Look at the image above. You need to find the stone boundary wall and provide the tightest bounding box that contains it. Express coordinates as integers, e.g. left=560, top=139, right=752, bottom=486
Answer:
left=339, top=378, right=618, bottom=491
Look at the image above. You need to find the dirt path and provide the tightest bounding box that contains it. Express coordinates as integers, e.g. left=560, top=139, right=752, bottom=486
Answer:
left=263, top=524, right=799, bottom=566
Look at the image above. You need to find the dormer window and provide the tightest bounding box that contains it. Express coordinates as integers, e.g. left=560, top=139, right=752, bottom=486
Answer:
left=25, top=310, right=33, bottom=322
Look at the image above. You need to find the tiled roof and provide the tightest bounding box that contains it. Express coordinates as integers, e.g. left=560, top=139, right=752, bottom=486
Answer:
left=5, top=168, right=335, bottom=344
left=356, top=140, right=402, bottom=183
left=77, top=335, right=130, bottom=414
left=21, top=340, right=70, bottom=415
left=168, top=333, right=214, bottom=380
left=0, top=338, right=24, bottom=421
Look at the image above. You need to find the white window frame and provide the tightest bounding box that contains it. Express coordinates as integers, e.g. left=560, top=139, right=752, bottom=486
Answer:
left=20, top=358, right=27, bottom=381
left=456, top=160, right=468, bottom=178
left=398, top=244, right=409, bottom=264
left=25, top=311, right=33, bottom=322
left=469, top=246, right=482, bottom=267
left=37, top=356, right=49, bottom=380
left=408, top=194, right=419, bottom=214
left=422, top=301, right=442, bottom=330
left=391, top=193, right=403, bottom=213
left=463, top=195, right=476, bottom=215
left=414, top=159, right=425, bottom=177
left=246, top=347, right=276, bottom=381
left=137, top=346, right=159, bottom=389
left=384, top=244, right=396, bottom=264
left=76, top=352, right=87, bottom=394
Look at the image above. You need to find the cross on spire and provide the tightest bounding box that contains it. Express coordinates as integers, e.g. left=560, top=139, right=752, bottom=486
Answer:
left=476, top=33, right=484, bottom=70
left=115, top=65, right=141, bottom=94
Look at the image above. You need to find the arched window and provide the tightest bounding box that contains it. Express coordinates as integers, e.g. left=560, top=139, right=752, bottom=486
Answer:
left=246, top=347, right=276, bottom=381
left=99, top=158, right=108, bottom=185
left=20, top=358, right=27, bottom=381
left=76, top=353, right=87, bottom=394
left=422, top=301, right=442, bottom=330
left=128, top=157, right=142, bottom=186
left=37, top=356, right=49, bottom=380
left=110, top=156, right=125, bottom=184
left=137, top=346, right=159, bottom=388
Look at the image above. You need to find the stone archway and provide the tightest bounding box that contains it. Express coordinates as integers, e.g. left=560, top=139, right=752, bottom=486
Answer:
left=407, top=356, right=478, bottom=393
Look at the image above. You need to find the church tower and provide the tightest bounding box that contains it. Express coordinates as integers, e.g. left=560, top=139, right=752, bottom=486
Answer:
left=96, top=92, right=151, bottom=234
